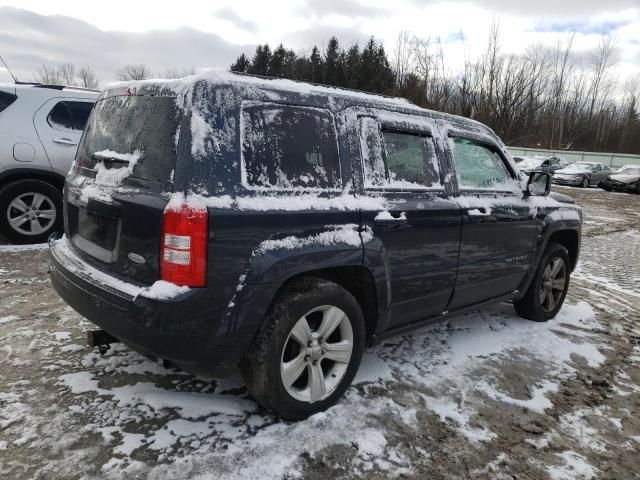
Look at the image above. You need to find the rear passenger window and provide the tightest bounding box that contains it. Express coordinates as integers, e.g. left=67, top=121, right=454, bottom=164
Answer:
left=68, top=102, right=93, bottom=131
left=47, top=102, right=74, bottom=130
left=359, top=117, right=441, bottom=189
left=450, top=137, right=513, bottom=189
left=241, top=104, right=340, bottom=189
left=0, top=91, right=17, bottom=114
left=47, top=101, right=92, bottom=131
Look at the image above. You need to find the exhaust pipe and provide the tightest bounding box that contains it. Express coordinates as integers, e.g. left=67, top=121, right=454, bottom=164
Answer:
left=87, top=329, right=120, bottom=355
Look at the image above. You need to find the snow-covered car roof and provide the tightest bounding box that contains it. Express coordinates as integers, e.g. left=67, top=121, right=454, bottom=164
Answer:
left=102, top=69, right=495, bottom=138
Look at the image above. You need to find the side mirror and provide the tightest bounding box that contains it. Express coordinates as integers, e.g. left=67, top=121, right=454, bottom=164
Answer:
left=525, top=171, right=551, bottom=197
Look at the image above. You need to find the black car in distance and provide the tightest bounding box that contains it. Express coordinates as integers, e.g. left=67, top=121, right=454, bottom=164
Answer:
left=49, top=71, right=582, bottom=420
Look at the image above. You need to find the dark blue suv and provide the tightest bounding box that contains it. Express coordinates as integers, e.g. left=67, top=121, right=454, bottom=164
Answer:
left=49, top=71, right=582, bottom=420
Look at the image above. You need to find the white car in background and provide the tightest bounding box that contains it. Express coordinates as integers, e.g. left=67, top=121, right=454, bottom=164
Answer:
left=0, top=82, right=98, bottom=243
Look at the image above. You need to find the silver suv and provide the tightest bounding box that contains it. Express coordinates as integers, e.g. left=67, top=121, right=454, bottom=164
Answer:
left=0, top=82, right=98, bottom=243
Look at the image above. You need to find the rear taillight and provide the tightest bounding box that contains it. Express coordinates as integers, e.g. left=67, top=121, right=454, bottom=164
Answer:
left=161, top=201, right=208, bottom=287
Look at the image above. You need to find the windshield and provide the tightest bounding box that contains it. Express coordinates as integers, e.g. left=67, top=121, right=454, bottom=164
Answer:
left=519, top=158, right=544, bottom=169
left=617, top=168, right=640, bottom=176
left=562, top=163, right=592, bottom=172
left=76, top=95, right=180, bottom=184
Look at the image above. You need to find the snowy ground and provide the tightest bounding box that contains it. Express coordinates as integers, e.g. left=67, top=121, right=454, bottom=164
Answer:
left=1, top=186, right=639, bottom=480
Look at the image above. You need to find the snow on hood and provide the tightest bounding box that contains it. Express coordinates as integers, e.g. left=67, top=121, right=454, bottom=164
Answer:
left=608, top=174, right=640, bottom=184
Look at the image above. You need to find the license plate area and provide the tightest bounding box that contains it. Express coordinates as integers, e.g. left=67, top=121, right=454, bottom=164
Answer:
left=78, top=209, right=119, bottom=252
left=68, top=200, right=122, bottom=264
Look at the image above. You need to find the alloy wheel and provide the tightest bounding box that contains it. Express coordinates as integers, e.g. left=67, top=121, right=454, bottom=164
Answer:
left=538, top=257, right=567, bottom=313
left=6, top=192, right=57, bottom=236
left=280, top=305, right=354, bottom=403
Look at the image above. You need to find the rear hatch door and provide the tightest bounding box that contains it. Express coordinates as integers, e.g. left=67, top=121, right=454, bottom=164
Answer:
left=65, top=92, right=182, bottom=284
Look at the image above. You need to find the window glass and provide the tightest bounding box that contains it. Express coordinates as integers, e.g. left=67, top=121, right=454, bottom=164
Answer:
left=450, top=137, right=513, bottom=189
left=382, top=131, right=440, bottom=187
left=0, top=91, right=17, bottom=114
left=68, top=102, right=93, bottom=131
left=359, top=117, right=441, bottom=189
left=242, top=105, right=340, bottom=189
left=77, top=95, right=179, bottom=183
left=47, top=102, right=73, bottom=130
left=359, top=117, right=387, bottom=187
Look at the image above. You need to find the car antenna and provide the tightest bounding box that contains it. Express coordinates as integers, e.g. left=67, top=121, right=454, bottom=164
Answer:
left=0, top=54, right=18, bottom=83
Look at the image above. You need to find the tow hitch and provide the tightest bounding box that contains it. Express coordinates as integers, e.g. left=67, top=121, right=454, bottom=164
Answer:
left=87, top=330, right=120, bottom=355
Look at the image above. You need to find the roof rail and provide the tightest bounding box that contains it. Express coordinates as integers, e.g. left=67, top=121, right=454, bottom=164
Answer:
left=14, top=81, right=100, bottom=93
left=230, top=71, right=414, bottom=105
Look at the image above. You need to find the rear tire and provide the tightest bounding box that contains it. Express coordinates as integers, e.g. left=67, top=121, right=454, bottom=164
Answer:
left=514, top=243, right=570, bottom=322
left=241, top=277, right=365, bottom=420
left=0, top=179, right=62, bottom=244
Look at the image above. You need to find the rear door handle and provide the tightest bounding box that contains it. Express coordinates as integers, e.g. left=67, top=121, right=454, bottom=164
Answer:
left=375, top=212, right=408, bottom=227
left=53, top=137, right=77, bottom=146
left=467, top=207, right=497, bottom=222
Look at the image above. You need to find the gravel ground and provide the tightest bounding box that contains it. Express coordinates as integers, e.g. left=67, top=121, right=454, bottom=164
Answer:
left=0, top=186, right=639, bottom=480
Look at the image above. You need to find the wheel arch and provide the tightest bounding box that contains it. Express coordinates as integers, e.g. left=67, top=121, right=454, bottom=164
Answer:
left=267, top=266, right=379, bottom=346
left=0, top=168, right=65, bottom=193
left=547, top=228, right=580, bottom=272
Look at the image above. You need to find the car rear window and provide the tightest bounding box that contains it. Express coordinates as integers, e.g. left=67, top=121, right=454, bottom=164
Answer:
left=0, top=91, right=17, bottom=114
left=76, top=95, right=180, bottom=184
left=241, top=104, right=341, bottom=189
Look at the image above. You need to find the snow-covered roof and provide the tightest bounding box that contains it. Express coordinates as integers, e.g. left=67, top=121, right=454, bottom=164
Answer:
left=103, top=69, right=491, bottom=134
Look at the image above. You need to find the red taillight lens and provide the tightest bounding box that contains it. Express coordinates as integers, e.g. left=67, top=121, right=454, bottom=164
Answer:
left=161, top=201, right=208, bottom=287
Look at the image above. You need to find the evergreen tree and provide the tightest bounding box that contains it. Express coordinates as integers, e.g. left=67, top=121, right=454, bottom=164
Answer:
left=343, top=44, right=361, bottom=89
left=248, top=44, right=272, bottom=75
left=283, top=49, right=299, bottom=79
left=269, top=44, right=287, bottom=77
left=309, top=46, right=322, bottom=83
left=323, top=37, right=342, bottom=86
left=230, top=53, right=250, bottom=73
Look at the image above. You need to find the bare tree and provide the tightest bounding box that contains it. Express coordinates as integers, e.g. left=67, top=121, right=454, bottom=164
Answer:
left=57, top=63, right=76, bottom=85
left=161, top=67, right=196, bottom=79
left=78, top=67, right=98, bottom=89
left=36, top=65, right=62, bottom=84
left=117, top=64, right=150, bottom=81
left=392, top=30, right=412, bottom=94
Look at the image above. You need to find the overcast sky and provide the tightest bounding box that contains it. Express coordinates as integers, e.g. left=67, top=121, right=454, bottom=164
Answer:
left=0, top=0, right=638, bottom=86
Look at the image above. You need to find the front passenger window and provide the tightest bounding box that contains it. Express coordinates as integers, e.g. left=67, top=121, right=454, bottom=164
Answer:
left=450, top=137, right=512, bottom=189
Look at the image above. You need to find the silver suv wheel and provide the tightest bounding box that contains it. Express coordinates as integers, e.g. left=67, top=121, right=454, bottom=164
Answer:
left=7, top=192, right=57, bottom=236
left=280, top=305, right=354, bottom=403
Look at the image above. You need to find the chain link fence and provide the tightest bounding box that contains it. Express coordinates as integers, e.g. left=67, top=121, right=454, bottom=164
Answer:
left=507, top=147, right=640, bottom=168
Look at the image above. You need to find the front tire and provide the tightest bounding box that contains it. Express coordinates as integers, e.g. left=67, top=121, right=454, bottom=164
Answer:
left=514, top=243, right=570, bottom=322
left=580, top=177, right=589, bottom=188
left=241, top=278, right=365, bottom=420
left=0, top=179, right=62, bottom=244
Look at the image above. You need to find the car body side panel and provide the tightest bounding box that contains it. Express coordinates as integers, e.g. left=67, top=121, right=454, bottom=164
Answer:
left=33, top=97, right=94, bottom=177
left=515, top=212, right=582, bottom=296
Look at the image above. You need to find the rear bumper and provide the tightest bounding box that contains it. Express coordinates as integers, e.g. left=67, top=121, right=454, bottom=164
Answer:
left=48, top=238, right=258, bottom=375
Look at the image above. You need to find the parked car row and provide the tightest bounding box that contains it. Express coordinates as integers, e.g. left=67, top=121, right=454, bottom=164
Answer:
left=514, top=154, right=639, bottom=194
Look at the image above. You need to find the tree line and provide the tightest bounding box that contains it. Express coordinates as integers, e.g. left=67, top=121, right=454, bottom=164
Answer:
left=35, top=63, right=195, bottom=88
left=230, top=27, right=639, bottom=154
left=32, top=25, right=640, bottom=154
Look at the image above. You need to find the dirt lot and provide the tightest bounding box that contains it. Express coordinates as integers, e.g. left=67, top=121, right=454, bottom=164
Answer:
left=1, top=186, right=639, bottom=480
